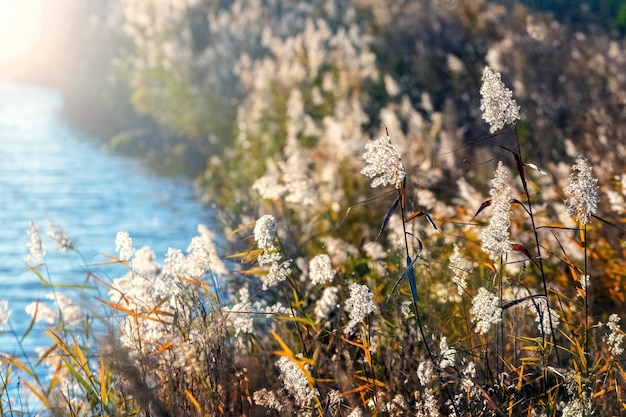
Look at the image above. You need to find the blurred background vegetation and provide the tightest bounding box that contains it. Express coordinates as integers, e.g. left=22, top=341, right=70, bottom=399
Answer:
left=2, top=0, right=625, bottom=218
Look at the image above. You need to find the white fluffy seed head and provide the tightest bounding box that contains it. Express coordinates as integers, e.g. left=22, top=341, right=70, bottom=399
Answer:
left=480, top=66, right=520, bottom=133
left=254, top=215, right=276, bottom=250
left=564, top=155, right=599, bottom=225
left=361, top=136, right=406, bottom=189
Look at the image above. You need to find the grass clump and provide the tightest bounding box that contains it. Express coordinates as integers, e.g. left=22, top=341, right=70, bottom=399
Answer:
left=2, top=66, right=626, bottom=417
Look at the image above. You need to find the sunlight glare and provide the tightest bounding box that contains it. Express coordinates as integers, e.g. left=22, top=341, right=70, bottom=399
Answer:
left=0, top=0, right=46, bottom=75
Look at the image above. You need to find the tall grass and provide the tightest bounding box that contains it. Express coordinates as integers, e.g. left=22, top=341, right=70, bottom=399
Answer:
left=1, top=66, right=625, bottom=417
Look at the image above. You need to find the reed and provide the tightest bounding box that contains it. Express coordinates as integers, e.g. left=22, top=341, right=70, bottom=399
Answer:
left=2, top=66, right=625, bottom=417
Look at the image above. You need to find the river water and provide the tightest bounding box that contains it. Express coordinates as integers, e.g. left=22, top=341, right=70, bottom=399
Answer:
left=0, top=80, right=211, bottom=385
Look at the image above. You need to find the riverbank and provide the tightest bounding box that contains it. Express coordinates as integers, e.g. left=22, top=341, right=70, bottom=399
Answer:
left=0, top=79, right=212, bottom=365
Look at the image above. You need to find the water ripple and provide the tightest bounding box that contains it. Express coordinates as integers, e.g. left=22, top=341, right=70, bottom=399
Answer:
left=0, top=80, right=211, bottom=360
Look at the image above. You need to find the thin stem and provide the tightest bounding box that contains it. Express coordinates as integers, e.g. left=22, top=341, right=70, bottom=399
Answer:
left=513, top=132, right=558, bottom=339
left=580, top=223, right=590, bottom=377
left=398, top=185, right=462, bottom=417
left=398, top=187, right=434, bottom=362
left=512, top=129, right=561, bottom=403
left=498, top=256, right=504, bottom=380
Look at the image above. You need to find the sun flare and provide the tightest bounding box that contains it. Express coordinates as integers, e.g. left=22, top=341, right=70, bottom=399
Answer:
left=0, top=0, right=46, bottom=75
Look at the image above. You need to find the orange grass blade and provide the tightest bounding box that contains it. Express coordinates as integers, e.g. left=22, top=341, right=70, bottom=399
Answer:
left=46, top=329, right=71, bottom=357
left=341, top=334, right=372, bottom=368
left=98, top=252, right=130, bottom=266
left=271, top=330, right=294, bottom=359
left=478, top=260, right=497, bottom=273
left=239, top=268, right=267, bottom=275
left=100, top=355, right=108, bottom=406
left=227, top=221, right=256, bottom=239
left=353, top=375, right=386, bottom=387
left=91, top=274, right=122, bottom=292
left=8, top=356, right=36, bottom=379
left=185, top=389, right=202, bottom=412
left=515, top=363, right=525, bottom=391
left=22, top=379, right=49, bottom=408
left=270, top=331, right=315, bottom=382
left=152, top=340, right=173, bottom=355
left=342, top=383, right=375, bottom=396
left=226, top=248, right=263, bottom=262
left=405, top=209, right=425, bottom=223
left=73, top=339, right=94, bottom=382
left=96, top=298, right=170, bottom=323
left=510, top=243, right=532, bottom=260
left=405, top=209, right=441, bottom=234
left=46, top=331, right=100, bottom=404
left=361, top=333, right=372, bottom=367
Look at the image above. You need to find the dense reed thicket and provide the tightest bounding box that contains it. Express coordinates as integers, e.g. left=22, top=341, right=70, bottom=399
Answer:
left=62, top=0, right=626, bottom=206
left=3, top=1, right=626, bottom=416
left=3, top=62, right=626, bottom=415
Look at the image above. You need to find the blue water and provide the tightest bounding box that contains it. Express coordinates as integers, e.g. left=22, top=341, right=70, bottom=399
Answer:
left=0, top=80, right=211, bottom=382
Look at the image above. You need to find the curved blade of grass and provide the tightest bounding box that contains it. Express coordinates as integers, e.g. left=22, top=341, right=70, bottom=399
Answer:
left=329, top=188, right=396, bottom=234
left=501, top=294, right=546, bottom=311
left=271, top=329, right=294, bottom=359
left=60, top=354, right=99, bottom=405
left=8, top=356, right=37, bottom=379
left=511, top=198, right=531, bottom=217
left=226, top=248, right=263, bottom=261
left=25, top=263, right=50, bottom=286
left=98, top=253, right=129, bottom=266
left=21, top=379, right=49, bottom=408
left=524, top=162, right=549, bottom=176
left=341, top=334, right=373, bottom=367
left=387, top=239, right=422, bottom=301
left=510, top=243, right=539, bottom=267
left=25, top=263, right=95, bottom=289
left=271, top=330, right=315, bottom=383
left=404, top=209, right=441, bottom=232
left=406, top=255, right=419, bottom=305
left=592, top=213, right=626, bottom=233
left=96, top=298, right=171, bottom=323
left=404, top=209, right=425, bottom=223
left=510, top=243, right=531, bottom=258
left=374, top=193, right=400, bottom=241
left=423, top=210, right=440, bottom=231
left=73, top=339, right=94, bottom=383
left=20, top=303, right=40, bottom=343
left=407, top=210, right=445, bottom=247
left=46, top=330, right=99, bottom=404
left=513, top=150, right=528, bottom=192
left=469, top=200, right=492, bottom=224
